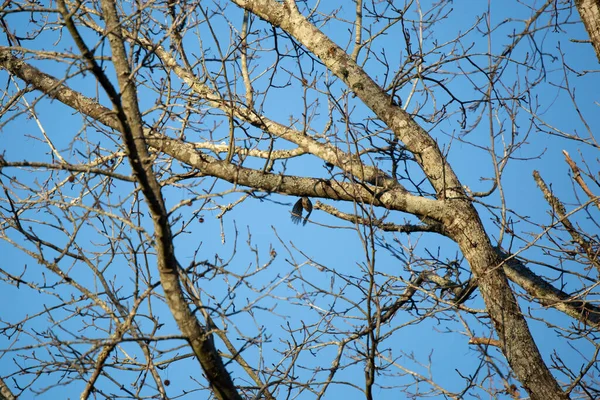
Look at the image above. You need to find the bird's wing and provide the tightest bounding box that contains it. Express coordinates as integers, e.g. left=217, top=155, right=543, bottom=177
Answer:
left=291, top=198, right=303, bottom=224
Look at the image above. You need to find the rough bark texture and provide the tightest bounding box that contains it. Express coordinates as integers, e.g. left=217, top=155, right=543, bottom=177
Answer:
left=0, top=377, right=16, bottom=400
left=575, top=0, right=600, bottom=62
left=502, top=252, right=600, bottom=329
left=443, top=202, right=569, bottom=400
left=230, top=1, right=568, bottom=399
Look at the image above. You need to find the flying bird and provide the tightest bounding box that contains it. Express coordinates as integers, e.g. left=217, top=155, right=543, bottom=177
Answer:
left=291, top=197, right=312, bottom=226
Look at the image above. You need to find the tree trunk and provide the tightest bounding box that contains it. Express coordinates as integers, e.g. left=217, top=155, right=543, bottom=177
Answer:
left=229, top=1, right=569, bottom=398
left=575, top=0, right=600, bottom=62
left=444, top=201, right=568, bottom=400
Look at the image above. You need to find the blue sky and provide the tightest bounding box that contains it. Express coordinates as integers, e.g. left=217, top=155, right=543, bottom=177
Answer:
left=0, top=1, right=598, bottom=399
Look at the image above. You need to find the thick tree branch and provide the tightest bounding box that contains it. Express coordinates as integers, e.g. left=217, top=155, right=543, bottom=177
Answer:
left=500, top=248, right=600, bottom=329
left=574, top=0, right=600, bottom=62
left=0, top=48, right=445, bottom=222
left=226, top=2, right=568, bottom=398
left=0, top=377, right=16, bottom=400
left=73, top=0, right=242, bottom=397
left=230, top=0, right=463, bottom=199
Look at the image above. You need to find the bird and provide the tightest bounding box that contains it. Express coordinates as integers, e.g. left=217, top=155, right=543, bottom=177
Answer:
left=291, top=197, right=312, bottom=226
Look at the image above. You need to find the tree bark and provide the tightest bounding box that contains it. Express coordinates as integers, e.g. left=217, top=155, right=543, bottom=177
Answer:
left=229, top=1, right=568, bottom=398
left=51, top=0, right=244, bottom=397
left=443, top=201, right=568, bottom=400
left=575, top=0, right=600, bottom=62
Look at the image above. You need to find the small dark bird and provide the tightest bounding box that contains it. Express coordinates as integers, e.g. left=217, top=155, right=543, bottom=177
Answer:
left=291, top=197, right=312, bottom=226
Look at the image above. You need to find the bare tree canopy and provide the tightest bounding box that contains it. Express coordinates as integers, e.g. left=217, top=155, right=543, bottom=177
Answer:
left=0, top=1, right=599, bottom=399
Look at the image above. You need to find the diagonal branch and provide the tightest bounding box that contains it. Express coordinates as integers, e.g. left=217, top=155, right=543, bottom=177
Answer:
left=63, top=0, right=243, bottom=397
left=226, top=2, right=568, bottom=399
left=533, top=170, right=600, bottom=274
left=0, top=48, right=445, bottom=222
left=500, top=248, right=600, bottom=329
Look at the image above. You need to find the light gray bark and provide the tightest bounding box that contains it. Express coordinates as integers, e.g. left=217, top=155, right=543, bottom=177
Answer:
left=575, top=0, right=600, bottom=62
left=229, top=1, right=568, bottom=399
